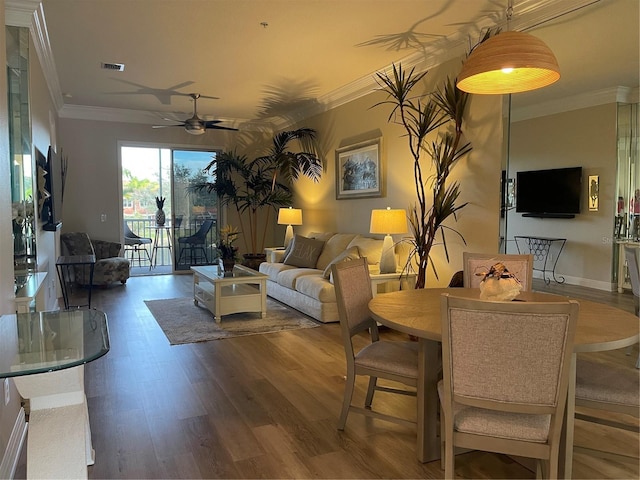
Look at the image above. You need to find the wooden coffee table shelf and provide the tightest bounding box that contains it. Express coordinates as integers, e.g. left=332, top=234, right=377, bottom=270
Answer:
left=191, top=264, right=268, bottom=322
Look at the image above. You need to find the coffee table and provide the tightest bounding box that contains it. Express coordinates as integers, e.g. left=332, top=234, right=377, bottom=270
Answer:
left=191, top=264, right=268, bottom=322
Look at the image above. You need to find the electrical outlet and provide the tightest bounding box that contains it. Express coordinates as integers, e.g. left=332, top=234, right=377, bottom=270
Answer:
left=4, top=378, right=9, bottom=405
left=100, top=214, right=107, bottom=222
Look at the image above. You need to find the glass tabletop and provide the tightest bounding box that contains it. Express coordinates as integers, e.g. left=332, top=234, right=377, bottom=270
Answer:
left=0, top=309, right=109, bottom=378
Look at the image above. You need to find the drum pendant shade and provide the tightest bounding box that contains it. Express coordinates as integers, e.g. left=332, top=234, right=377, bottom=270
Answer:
left=457, top=31, right=560, bottom=95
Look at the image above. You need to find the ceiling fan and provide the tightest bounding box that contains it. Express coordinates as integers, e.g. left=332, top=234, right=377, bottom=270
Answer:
left=152, top=93, right=237, bottom=135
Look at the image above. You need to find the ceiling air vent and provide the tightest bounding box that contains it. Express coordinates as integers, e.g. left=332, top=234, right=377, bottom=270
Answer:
left=101, top=62, right=125, bottom=71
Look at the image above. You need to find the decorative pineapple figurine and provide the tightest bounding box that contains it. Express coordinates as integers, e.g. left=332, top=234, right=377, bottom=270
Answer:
left=155, top=196, right=166, bottom=226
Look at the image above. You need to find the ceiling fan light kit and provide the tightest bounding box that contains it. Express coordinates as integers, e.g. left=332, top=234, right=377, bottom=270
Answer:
left=152, top=93, right=237, bottom=134
left=457, top=30, right=560, bottom=95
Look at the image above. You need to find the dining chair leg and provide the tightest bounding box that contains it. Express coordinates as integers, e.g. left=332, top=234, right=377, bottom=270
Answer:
left=444, top=419, right=454, bottom=480
left=338, top=371, right=356, bottom=430
left=364, top=377, right=377, bottom=408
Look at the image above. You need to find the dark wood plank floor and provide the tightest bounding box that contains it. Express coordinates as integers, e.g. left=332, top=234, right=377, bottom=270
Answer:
left=17, top=275, right=640, bottom=479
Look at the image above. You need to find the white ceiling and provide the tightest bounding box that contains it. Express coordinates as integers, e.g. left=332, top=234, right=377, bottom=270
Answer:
left=10, top=0, right=640, bottom=131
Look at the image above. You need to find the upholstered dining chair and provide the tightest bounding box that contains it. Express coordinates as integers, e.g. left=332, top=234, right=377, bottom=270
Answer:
left=438, top=294, right=579, bottom=479
left=123, top=221, right=152, bottom=267
left=331, top=257, right=419, bottom=430
left=463, top=252, right=534, bottom=291
left=573, top=356, right=639, bottom=462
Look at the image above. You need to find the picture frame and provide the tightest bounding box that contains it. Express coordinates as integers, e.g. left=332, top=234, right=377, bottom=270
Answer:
left=588, top=175, right=599, bottom=211
left=335, top=138, right=383, bottom=199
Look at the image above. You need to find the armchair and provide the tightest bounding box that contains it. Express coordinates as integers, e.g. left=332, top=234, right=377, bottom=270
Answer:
left=61, top=232, right=130, bottom=286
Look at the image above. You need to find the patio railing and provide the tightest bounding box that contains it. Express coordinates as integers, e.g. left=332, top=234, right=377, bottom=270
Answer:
left=124, top=217, right=218, bottom=270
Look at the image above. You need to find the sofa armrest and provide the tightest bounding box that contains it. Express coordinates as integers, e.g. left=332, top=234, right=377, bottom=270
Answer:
left=92, top=239, right=123, bottom=260
left=272, top=249, right=287, bottom=263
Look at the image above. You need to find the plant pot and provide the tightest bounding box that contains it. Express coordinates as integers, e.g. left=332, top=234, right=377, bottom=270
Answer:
left=242, top=253, right=266, bottom=271
left=221, top=258, right=235, bottom=273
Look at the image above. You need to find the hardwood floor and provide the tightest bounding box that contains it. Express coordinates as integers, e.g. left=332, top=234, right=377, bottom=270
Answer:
left=18, top=274, right=640, bottom=479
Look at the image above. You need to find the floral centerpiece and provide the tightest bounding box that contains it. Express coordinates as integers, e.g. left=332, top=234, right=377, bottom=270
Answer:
left=218, top=225, right=239, bottom=272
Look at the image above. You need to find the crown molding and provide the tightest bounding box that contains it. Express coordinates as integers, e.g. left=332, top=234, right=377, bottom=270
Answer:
left=6, top=1, right=64, bottom=112
left=26, top=0, right=607, bottom=130
left=511, top=86, right=638, bottom=122
left=268, top=0, right=602, bottom=129
left=59, top=103, right=276, bottom=133
left=5, top=0, right=40, bottom=27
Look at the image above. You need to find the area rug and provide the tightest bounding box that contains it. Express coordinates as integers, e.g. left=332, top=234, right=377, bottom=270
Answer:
left=144, top=297, right=320, bottom=345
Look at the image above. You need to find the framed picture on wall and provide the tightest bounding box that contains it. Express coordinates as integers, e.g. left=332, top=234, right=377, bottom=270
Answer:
left=335, top=138, right=383, bottom=199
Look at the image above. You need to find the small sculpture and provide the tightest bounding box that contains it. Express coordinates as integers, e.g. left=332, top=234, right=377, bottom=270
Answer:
left=477, top=262, right=523, bottom=301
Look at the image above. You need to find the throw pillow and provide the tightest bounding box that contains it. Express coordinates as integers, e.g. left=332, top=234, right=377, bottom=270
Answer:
left=283, top=235, right=325, bottom=268
left=322, top=246, right=361, bottom=279
left=346, top=235, right=384, bottom=265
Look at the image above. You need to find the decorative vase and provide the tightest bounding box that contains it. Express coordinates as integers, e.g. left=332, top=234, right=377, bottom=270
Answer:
left=222, top=258, right=235, bottom=273
left=155, top=208, right=166, bottom=226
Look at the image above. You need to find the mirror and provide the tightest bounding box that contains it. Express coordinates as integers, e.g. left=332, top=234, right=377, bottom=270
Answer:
left=7, top=25, right=36, bottom=285
left=504, top=0, right=638, bottom=286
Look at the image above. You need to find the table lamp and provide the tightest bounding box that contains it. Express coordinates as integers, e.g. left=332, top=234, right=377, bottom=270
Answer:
left=278, top=207, right=303, bottom=248
left=369, top=207, right=408, bottom=274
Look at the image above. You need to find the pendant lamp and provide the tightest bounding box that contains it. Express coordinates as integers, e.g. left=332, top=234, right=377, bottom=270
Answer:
left=457, top=2, right=560, bottom=95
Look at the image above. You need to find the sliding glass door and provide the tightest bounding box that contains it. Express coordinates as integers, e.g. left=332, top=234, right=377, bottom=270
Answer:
left=121, top=145, right=219, bottom=274
left=172, top=149, right=219, bottom=272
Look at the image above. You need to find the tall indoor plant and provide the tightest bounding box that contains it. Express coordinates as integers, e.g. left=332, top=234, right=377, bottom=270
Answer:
left=374, top=64, right=472, bottom=288
left=197, top=128, right=322, bottom=267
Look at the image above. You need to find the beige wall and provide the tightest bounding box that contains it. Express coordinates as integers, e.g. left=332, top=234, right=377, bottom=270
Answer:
left=507, top=103, right=618, bottom=289
left=292, top=59, right=504, bottom=287
left=56, top=57, right=504, bottom=287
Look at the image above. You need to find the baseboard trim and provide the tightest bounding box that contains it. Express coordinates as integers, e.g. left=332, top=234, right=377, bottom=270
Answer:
left=0, top=407, right=28, bottom=480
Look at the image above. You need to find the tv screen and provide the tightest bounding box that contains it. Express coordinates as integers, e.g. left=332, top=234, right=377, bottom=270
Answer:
left=516, top=167, right=582, bottom=218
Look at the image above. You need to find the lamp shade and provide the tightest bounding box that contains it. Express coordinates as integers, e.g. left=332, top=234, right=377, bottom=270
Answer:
left=277, top=207, right=303, bottom=226
left=369, top=208, right=408, bottom=235
left=457, top=31, right=560, bottom=95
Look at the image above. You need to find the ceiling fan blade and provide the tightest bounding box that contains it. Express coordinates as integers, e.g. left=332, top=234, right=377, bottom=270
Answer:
left=206, top=124, right=239, bottom=131
left=152, top=124, right=185, bottom=129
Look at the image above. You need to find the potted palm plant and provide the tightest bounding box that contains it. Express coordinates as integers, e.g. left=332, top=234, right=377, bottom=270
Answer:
left=196, top=128, right=323, bottom=269
left=374, top=64, right=472, bottom=288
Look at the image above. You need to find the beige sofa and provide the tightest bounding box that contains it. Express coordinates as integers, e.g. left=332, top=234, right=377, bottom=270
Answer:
left=259, top=232, right=395, bottom=323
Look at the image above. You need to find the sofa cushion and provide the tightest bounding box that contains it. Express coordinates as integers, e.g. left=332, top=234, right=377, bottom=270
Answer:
left=295, top=274, right=337, bottom=303
left=308, top=232, right=336, bottom=243
left=276, top=267, right=324, bottom=289
left=346, top=235, right=383, bottom=266
left=259, top=262, right=297, bottom=282
left=322, top=246, right=361, bottom=279
left=283, top=235, right=325, bottom=268
left=315, top=233, right=359, bottom=270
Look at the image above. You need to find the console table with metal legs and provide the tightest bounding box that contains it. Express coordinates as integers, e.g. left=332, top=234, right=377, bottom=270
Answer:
left=514, top=236, right=567, bottom=284
left=56, top=254, right=96, bottom=309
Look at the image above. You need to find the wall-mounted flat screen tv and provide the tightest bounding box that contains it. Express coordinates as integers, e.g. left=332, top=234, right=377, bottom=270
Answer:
left=516, top=167, right=582, bottom=218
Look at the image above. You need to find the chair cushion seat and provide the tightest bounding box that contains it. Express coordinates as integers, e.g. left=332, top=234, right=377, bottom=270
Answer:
left=437, top=381, right=551, bottom=443
left=356, top=341, right=419, bottom=378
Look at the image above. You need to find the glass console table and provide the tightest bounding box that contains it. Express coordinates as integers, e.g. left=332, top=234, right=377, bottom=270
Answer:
left=0, top=309, right=109, bottom=479
left=514, top=236, right=567, bottom=284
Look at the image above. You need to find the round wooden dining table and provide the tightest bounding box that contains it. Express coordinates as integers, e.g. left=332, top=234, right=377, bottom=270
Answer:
left=368, top=287, right=639, bottom=476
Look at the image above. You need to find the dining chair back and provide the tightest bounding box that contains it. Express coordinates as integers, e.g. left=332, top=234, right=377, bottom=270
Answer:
left=439, top=293, right=579, bottom=479
left=123, top=220, right=152, bottom=267
left=463, top=252, right=534, bottom=290
left=331, top=257, right=418, bottom=430
left=177, top=219, right=215, bottom=264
